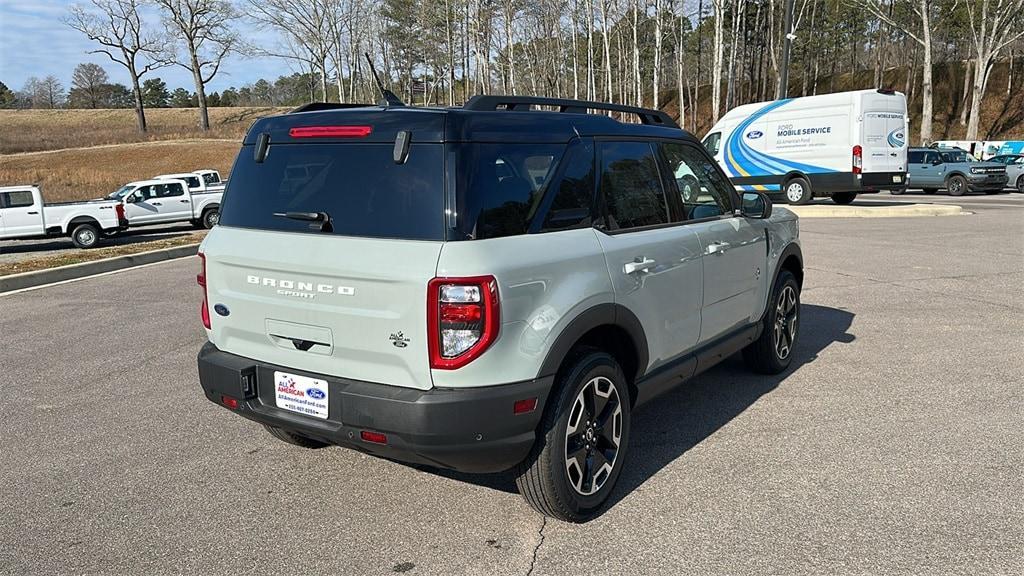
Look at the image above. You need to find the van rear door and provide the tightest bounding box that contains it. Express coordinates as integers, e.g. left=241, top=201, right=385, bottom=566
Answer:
left=861, top=93, right=907, bottom=174
left=201, top=115, right=447, bottom=391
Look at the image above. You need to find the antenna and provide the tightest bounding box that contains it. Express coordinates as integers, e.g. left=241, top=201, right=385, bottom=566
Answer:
left=364, top=53, right=405, bottom=107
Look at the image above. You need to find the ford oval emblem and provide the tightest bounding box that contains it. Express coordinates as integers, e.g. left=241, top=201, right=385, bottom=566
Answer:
left=213, top=303, right=230, bottom=316
left=746, top=130, right=763, bottom=139
left=306, top=387, right=326, bottom=400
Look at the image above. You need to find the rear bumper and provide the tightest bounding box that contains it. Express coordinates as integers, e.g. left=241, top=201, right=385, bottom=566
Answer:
left=197, top=342, right=552, bottom=473
left=858, top=171, right=907, bottom=192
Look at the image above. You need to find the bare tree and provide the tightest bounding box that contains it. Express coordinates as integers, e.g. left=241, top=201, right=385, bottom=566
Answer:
left=156, top=0, right=239, bottom=131
left=65, top=0, right=169, bottom=132
left=70, top=63, right=110, bottom=108
left=860, top=0, right=936, bottom=145
left=22, top=76, right=66, bottom=109
left=961, top=0, right=1024, bottom=139
left=247, top=0, right=334, bottom=102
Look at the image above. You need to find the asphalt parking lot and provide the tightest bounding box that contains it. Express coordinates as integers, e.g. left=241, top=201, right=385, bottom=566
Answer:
left=1, top=193, right=1022, bottom=575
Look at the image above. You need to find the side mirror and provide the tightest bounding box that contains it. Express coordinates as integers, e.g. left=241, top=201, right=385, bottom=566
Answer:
left=932, top=159, right=943, bottom=166
left=741, top=191, right=772, bottom=219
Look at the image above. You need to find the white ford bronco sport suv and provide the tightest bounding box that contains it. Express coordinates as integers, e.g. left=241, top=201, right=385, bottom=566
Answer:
left=197, top=96, right=803, bottom=522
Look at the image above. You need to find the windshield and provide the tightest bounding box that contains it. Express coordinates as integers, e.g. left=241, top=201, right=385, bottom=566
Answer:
left=106, top=185, right=135, bottom=200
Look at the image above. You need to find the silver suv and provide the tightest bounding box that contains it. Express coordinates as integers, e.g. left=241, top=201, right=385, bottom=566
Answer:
left=196, top=96, right=803, bottom=522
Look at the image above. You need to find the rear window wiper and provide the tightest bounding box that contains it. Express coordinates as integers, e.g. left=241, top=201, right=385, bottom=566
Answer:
left=273, top=211, right=333, bottom=232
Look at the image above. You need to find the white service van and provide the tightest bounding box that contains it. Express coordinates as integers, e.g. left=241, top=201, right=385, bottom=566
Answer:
left=702, top=89, right=909, bottom=204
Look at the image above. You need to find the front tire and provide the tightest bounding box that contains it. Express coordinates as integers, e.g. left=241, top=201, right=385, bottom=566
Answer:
left=743, top=270, right=801, bottom=375
left=831, top=192, right=857, bottom=205
left=70, top=223, right=100, bottom=249
left=515, top=349, right=632, bottom=523
left=201, top=208, right=220, bottom=229
left=784, top=176, right=813, bottom=205
left=947, top=175, right=968, bottom=196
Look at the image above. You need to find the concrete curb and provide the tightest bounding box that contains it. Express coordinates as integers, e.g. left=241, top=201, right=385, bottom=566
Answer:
left=787, top=204, right=966, bottom=218
left=0, top=244, right=199, bottom=294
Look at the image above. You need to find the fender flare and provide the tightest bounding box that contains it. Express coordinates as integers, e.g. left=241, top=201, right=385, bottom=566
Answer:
left=776, top=242, right=803, bottom=285
left=537, top=303, right=649, bottom=382
left=64, top=216, right=101, bottom=234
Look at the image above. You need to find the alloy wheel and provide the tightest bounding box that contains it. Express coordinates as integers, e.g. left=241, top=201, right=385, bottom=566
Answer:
left=774, top=285, right=798, bottom=360
left=564, top=376, right=623, bottom=496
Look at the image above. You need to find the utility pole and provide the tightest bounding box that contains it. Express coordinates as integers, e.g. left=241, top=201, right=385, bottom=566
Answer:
left=778, top=0, right=796, bottom=99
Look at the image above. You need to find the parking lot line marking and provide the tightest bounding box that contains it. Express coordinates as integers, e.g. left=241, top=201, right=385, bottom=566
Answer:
left=0, top=256, right=193, bottom=298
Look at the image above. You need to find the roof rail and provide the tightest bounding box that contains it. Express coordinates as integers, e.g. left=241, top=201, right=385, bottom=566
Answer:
left=463, top=95, right=679, bottom=128
left=289, top=102, right=376, bottom=114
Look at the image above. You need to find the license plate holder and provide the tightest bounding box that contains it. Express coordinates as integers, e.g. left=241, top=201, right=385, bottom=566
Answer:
left=274, top=371, right=329, bottom=419
left=892, top=175, right=902, bottom=183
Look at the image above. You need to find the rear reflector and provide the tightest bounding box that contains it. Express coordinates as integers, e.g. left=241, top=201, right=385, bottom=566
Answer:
left=197, top=252, right=210, bottom=329
left=221, top=395, right=239, bottom=410
left=360, top=430, right=387, bottom=445
left=289, top=125, right=372, bottom=138
left=513, top=398, right=538, bottom=415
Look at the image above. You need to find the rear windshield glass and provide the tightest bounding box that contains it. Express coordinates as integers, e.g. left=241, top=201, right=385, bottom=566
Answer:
left=219, top=143, right=445, bottom=240
left=452, top=143, right=564, bottom=239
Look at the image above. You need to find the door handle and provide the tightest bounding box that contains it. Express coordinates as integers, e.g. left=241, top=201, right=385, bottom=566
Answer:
left=27, top=211, right=39, bottom=215
left=180, top=200, right=190, bottom=203
left=623, top=257, right=656, bottom=275
left=151, top=202, right=162, bottom=206
left=706, top=241, right=731, bottom=255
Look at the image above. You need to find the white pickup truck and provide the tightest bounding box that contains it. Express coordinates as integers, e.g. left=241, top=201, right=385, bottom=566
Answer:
left=0, top=185, right=127, bottom=248
left=107, top=175, right=223, bottom=229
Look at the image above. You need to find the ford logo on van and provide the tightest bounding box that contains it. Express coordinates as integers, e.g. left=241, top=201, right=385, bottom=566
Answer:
left=887, top=129, right=905, bottom=148
left=746, top=130, right=763, bottom=139
left=306, top=387, right=326, bottom=400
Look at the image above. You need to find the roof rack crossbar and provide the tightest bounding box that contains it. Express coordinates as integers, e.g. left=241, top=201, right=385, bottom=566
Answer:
left=463, top=95, right=678, bottom=128
left=289, top=102, right=377, bottom=114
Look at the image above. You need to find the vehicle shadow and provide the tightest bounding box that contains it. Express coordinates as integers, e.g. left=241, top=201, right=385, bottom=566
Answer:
left=0, top=225, right=198, bottom=255
left=427, top=304, right=857, bottom=506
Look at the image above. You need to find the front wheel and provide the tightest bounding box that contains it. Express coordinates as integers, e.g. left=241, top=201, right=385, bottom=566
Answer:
left=784, top=177, right=813, bottom=205
left=743, top=270, right=801, bottom=374
left=70, top=223, right=100, bottom=249
left=515, top=349, right=631, bottom=523
left=1016, top=177, right=1024, bottom=193
left=201, top=208, right=220, bottom=229
left=947, top=175, right=968, bottom=196
left=831, top=192, right=857, bottom=205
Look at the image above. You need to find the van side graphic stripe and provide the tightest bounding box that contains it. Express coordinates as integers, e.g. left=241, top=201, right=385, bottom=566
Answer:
left=724, top=99, right=838, bottom=176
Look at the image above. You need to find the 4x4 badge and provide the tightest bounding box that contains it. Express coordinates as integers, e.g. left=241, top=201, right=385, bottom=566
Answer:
left=389, top=332, right=410, bottom=348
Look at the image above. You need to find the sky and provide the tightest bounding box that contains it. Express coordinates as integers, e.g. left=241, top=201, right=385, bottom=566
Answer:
left=0, top=0, right=295, bottom=94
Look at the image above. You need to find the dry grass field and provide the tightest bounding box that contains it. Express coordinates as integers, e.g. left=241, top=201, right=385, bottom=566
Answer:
left=0, top=140, right=242, bottom=202
left=0, top=107, right=285, bottom=154
left=0, top=107, right=290, bottom=202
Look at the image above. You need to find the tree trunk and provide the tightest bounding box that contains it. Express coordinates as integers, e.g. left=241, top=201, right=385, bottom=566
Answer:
left=919, top=0, right=933, bottom=145
left=601, top=0, right=613, bottom=102
left=966, top=56, right=992, bottom=140
left=653, top=0, right=663, bottom=108
left=571, top=0, right=580, bottom=99
left=712, top=0, right=724, bottom=121
left=959, top=59, right=972, bottom=126
left=725, top=0, right=739, bottom=110
left=632, top=0, right=641, bottom=107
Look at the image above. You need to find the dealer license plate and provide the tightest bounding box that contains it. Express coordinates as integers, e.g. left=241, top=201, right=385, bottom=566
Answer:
left=892, top=175, right=902, bottom=183
left=274, top=371, right=329, bottom=419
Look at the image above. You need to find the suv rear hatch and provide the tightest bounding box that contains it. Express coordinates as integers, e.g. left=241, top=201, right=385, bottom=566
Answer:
left=200, top=109, right=447, bottom=390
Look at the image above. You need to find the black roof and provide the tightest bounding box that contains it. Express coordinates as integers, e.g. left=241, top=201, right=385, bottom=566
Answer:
left=246, top=96, right=693, bottom=146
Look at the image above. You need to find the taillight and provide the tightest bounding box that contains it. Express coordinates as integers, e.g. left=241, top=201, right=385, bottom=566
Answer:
left=197, top=252, right=210, bottom=329
left=289, top=125, right=372, bottom=138
left=115, top=202, right=125, bottom=220
left=852, top=145, right=863, bottom=174
left=427, top=276, right=499, bottom=369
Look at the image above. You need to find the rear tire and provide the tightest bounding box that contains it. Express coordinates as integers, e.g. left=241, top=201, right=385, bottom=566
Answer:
left=515, top=348, right=632, bottom=523
left=946, top=175, right=968, bottom=196
left=263, top=424, right=329, bottom=449
left=201, top=208, right=220, bottom=229
left=70, top=223, right=100, bottom=249
left=784, top=176, right=813, bottom=205
left=743, top=269, right=801, bottom=375
left=831, top=192, right=857, bottom=205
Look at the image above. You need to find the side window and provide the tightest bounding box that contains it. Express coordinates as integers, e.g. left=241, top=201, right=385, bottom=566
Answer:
left=157, top=183, right=185, bottom=197
left=2, top=190, right=35, bottom=208
left=661, top=142, right=735, bottom=219
left=186, top=177, right=201, bottom=189
left=599, top=141, right=670, bottom=231
left=540, top=141, right=595, bottom=232
left=924, top=151, right=939, bottom=164
left=137, top=186, right=157, bottom=200
left=702, top=132, right=722, bottom=156
left=908, top=150, right=924, bottom=164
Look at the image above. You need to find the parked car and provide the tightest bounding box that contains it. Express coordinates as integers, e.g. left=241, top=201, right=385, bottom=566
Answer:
left=702, top=89, right=908, bottom=205
left=193, top=169, right=225, bottom=187
left=0, top=185, right=127, bottom=248
left=905, top=147, right=1008, bottom=195
left=986, top=154, right=1024, bottom=192
left=106, top=178, right=222, bottom=229
left=195, top=95, right=804, bottom=522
